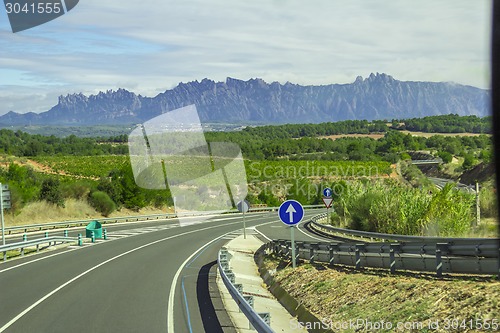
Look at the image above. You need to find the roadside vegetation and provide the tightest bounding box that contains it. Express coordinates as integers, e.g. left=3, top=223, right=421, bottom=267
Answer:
left=329, top=180, right=476, bottom=237
left=0, top=114, right=496, bottom=236
left=262, top=256, right=500, bottom=333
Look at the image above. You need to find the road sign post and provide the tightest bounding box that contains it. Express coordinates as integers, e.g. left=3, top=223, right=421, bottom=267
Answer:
left=322, top=187, right=333, bottom=224
left=278, top=200, right=304, bottom=268
left=0, top=183, right=10, bottom=246
left=237, top=200, right=250, bottom=239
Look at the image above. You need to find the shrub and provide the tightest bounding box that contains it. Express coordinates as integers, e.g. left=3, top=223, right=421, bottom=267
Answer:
left=462, top=153, right=476, bottom=170
left=39, top=178, right=64, bottom=207
left=437, top=151, right=453, bottom=164
left=61, top=181, right=92, bottom=200
left=89, top=191, right=116, bottom=217
left=480, top=184, right=498, bottom=218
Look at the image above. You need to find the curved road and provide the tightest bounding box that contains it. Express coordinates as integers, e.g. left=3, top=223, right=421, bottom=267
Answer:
left=0, top=209, right=327, bottom=333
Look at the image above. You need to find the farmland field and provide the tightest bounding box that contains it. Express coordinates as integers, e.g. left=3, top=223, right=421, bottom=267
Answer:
left=29, top=155, right=392, bottom=182
left=320, top=130, right=490, bottom=141
left=31, top=155, right=129, bottom=178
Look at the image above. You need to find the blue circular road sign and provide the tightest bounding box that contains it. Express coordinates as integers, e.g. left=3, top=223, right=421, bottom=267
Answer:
left=278, top=200, right=304, bottom=226
left=237, top=200, right=250, bottom=213
left=323, top=187, right=333, bottom=197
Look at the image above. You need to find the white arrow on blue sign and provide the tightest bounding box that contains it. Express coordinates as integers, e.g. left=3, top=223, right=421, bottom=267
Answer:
left=323, top=187, right=333, bottom=197
left=278, top=200, right=304, bottom=226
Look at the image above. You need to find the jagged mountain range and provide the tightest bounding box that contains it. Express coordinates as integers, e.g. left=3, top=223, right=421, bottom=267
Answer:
left=0, top=73, right=490, bottom=126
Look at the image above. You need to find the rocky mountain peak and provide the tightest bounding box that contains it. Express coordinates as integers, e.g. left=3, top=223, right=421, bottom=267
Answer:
left=0, top=74, right=490, bottom=126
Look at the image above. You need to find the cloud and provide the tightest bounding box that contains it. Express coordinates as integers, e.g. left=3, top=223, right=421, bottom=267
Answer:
left=0, top=0, right=492, bottom=115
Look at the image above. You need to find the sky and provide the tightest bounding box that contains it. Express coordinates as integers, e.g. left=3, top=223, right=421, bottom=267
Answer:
left=0, top=0, right=493, bottom=115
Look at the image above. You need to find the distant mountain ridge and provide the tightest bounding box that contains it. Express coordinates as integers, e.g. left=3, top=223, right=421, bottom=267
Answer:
left=0, top=73, right=490, bottom=126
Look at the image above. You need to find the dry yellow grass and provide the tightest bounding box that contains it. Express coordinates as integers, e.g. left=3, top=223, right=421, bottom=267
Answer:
left=4, top=199, right=174, bottom=226
left=319, top=131, right=490, bottom=141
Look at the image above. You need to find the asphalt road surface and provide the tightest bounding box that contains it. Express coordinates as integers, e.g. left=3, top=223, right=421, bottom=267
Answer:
left=0, top=209, right=326, bottom=333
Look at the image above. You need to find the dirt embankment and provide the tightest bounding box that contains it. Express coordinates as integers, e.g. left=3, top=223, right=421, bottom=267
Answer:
left=0, top=159, right=98, bottom=180
left=460, top=163, right=496, bottom=186
left=263, top=256, right=500, bottom=333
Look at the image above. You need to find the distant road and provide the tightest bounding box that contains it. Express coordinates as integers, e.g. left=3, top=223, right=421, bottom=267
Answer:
left=428, top=177, right=476, bottom=193
left=0, top=210, right=323, bottom=333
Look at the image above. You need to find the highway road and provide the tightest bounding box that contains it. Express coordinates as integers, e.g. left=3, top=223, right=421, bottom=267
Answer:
left=0, top=209, right=326, bottom=333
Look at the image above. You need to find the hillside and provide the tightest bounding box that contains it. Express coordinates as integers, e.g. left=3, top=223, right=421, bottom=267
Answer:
left=0, top=73, right=489, bottom=126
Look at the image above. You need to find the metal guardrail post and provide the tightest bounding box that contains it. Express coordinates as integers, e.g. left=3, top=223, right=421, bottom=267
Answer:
left=328, top=244, right=337, bottom=266
left=355, top=244, right=365, bottom=270
left=23, top=234, right=27, bottom=242
left=258, top=313, right=271, bottom=327
left=226, top=271, right=236, bottom=284
left=420, top=244, right=428, bottom=270
left=64, top=230, right=68, bottom=237
left=436, top=248, right=442, bottom=277
left=244, top=295, right=254, bottom=308
left=436, top=243, right=448, bottom=278
left=309, top=243, right=317, bottom=264
left=389, top=244, right=401, bottom=274
left=244, top=295, right=255, bottom=330
left=234, top=283, right=243, bottom=294
left=2, top=251, right=6, bottom=261
left=280, top=240, right=286, bottom=256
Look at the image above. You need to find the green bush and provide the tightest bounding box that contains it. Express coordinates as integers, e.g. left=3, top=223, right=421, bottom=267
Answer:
left=331, top=180, right=474, bottom=236
left=437, top=151, right=453, bottom=164
left=462, top=153, right=476, bottom=170
left=400, top=152, right=411, bottom=160
left=39, top=178, right=64, bottom=207
left=423, top=184, right=474, bottom=236
left=89, top=191, right=116, bottom=217
left=480, top=184, right=498, bottom=218
left=61, top=181, right=92, bottom=200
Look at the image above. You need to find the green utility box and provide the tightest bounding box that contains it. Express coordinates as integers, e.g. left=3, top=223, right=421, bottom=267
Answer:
left=85, top=220, right=103, bottom=238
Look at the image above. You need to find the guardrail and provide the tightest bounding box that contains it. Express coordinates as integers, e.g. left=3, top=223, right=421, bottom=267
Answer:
left=3, top=205, right=324, bottom=235
left=272, top=213, right=500, bottom=277
left=4, top=214, right=177, bottom=234
left=217, top=247, right=273, bottom=333
left=411, top=159, right=443, bottom=165
left=271, top=239, right=499, bottom=277
left=308, top=213, right=498, bottom=245
left=1, top=235, right=78, bottom=261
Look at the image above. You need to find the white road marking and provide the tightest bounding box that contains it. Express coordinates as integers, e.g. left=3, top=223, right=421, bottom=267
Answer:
left=167, top=220, right=275, bottom=333
left=0, top=220, right=248, bottom=333
left=0, top=214, right=264, bottom=274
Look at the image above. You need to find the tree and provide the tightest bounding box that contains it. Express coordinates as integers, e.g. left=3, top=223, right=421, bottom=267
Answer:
left=437, top=151, right=453, bottom=164
left=462, top=153, right=476, bottom=170
left=39, top=178, right=64, bottom=207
